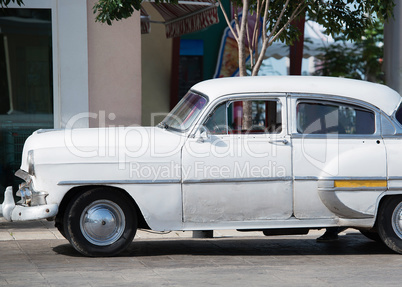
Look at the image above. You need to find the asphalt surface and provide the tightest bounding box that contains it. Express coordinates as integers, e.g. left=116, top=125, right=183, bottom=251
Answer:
left=1, top=219, right=402, bottom=286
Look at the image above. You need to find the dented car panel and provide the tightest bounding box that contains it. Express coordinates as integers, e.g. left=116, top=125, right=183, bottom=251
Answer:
left=2, top=76, right=402, bottom=256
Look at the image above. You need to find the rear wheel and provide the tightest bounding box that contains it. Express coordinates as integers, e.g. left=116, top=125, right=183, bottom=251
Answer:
left=63, top=187, right=137, bottom=257
left=378, top=196, right=402, bottom=254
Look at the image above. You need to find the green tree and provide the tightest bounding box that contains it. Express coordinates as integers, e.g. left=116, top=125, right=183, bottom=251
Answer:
left=92, top=0, right=394, bottom=78
left=2, top=0, right=394, bottom=78
left=3, top=0, right=394, bottom=129
left=315, top=20, right=385, bottom=83
left=0, top=0, right=23, bottom=8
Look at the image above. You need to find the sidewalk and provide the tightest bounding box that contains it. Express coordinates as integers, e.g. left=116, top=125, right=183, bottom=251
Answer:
left=0, top=217, right=345, bottom=241
left=0, top=219, right=394, bottom=287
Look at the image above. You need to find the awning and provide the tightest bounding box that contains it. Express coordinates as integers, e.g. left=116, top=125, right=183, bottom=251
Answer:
left=140, top=7, right=151, bottom=35
left=141, top=0, right=219, bottom=38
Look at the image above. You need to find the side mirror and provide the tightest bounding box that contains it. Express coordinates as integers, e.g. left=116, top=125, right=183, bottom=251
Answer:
left=196, top=126, right=210, bottom=143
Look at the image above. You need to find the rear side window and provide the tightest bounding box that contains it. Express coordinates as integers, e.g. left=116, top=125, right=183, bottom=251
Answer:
left=297, top=101, right=375, bottom=135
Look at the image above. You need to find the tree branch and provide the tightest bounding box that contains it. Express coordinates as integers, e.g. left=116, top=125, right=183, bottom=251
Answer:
left=233, top=4, right=241, bottom=40
left=268, top=2, right=306, bottom=46
left=238, top=0, right=250, bottom=76
left=250, top=0, right=263, bottom=72
left=266, top=0, right=291, bottom=42
left=252, top=0, right=270, bottom=75
left=253, top=1, right=307, bottom=76
left=246, top=20, right=254, bottom=69
left=217, top=0, right=239, bottom=42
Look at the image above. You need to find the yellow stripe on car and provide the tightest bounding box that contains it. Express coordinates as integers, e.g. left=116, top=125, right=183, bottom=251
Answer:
left=334, top=180, right=387, bottom=188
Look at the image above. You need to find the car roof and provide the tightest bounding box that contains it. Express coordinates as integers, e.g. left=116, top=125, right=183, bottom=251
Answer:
left=191, top=76, right=401, bottom=116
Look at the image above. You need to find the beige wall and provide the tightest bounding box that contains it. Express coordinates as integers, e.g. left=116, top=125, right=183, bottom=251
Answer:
left=141, top=3, right=172, bottom=126
left=87, top=0, right=142, bottom=127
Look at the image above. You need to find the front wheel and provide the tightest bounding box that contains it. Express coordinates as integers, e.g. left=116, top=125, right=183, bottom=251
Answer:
left=377, top=196, right=402, bottom=254
left=63, top=187, right=137, bottom=256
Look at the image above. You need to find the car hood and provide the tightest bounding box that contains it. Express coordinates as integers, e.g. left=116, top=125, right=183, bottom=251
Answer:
left=20, top=126, right=186, bottom=171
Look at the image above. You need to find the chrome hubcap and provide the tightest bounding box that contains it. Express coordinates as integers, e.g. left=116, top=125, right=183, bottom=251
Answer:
left=392, top=202, right=402, bottom=239
left=80, top=200, right=125, bottom=246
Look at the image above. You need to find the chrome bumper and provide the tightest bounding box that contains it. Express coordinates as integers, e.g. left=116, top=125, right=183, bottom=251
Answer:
left=0, top=186, right=58, bottom=222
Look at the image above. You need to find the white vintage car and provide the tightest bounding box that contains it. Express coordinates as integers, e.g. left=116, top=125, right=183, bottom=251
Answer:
left=1, top=76, right=402, bottom=256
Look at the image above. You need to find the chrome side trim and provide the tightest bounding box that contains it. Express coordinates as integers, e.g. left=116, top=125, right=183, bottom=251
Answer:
left=294, top=176, right=320, bottom=181
left=59, top=176, right=392, bottom=186
left=388, top=177, right=402, bottom=180
left=291, top=134, right=381, bottom=140
left=183, top=177, right=293, bottom=184
left=58, top=179, right=181, bottom=186
left=382, top=135, right=402, bottom=138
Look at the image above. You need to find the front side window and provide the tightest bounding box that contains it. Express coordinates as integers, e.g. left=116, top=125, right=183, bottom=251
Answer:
left=204, top=99, right=282, bottom=135
left=162, top=91, right=207, bottom=132
left=297, top=101, right=375, bottom=135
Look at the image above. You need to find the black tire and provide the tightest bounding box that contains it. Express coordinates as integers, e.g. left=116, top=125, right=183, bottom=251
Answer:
left=63, top=187, right=137, bottom=257
left=359, top=230, right=382, bottom=243
left=377, top=196, right=402, bottom=254
left=55, top=219, right=67, bottom=239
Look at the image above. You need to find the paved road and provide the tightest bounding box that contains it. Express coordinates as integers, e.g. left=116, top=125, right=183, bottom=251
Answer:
left=1, top=220, right=402, bottom=286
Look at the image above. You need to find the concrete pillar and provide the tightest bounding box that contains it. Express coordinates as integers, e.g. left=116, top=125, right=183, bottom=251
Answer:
left=87, top=0, right=142, bottom=127
left=384, top=0, right=402, bottom=94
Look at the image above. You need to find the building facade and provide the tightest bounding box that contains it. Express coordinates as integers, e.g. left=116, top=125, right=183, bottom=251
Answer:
left=0, top=0, right=142, bottom=191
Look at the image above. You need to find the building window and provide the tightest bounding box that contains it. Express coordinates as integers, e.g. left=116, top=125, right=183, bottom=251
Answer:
left=178, top=39, right=204, bottom=101
left=0, top=8, right=53, bottom=191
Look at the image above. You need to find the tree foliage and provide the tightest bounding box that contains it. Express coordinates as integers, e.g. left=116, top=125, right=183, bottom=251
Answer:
left=90, top=0, right=394, bottom=77
left=92, top=0, right=180, bottom=25
left=315, top=20, right=385, bottom=83
left=2, top=0, right=394, bottom=130
left=224, top=0, right=394, bottom=76
left=0, top=0, right=23, bottom=8
left=2, top=1, right=394, bottom=69
left=3, top=0, right=394, bottom=78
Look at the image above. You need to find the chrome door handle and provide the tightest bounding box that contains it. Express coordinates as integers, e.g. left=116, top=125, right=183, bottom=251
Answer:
left=269, top=139, right=289, bottom=145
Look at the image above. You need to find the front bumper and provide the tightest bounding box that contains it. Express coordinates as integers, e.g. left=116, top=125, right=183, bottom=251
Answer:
left=0, top=186, right=58, bottom=222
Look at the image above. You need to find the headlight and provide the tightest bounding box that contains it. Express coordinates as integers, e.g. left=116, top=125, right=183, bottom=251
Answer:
left=27, top=150, right=35, bottom=176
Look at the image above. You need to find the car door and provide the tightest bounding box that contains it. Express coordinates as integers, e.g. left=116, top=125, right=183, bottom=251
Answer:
left=291, top=95, right=387, bottom=219
left=181, top=95, right=293, bottom=225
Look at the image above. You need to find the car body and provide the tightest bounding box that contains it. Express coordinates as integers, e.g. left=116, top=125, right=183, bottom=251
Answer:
left=1, top=76, right=402, bottom=256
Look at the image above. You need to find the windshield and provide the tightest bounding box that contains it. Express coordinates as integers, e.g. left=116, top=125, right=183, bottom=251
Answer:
left=161, top=92, right=208, bottom=132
